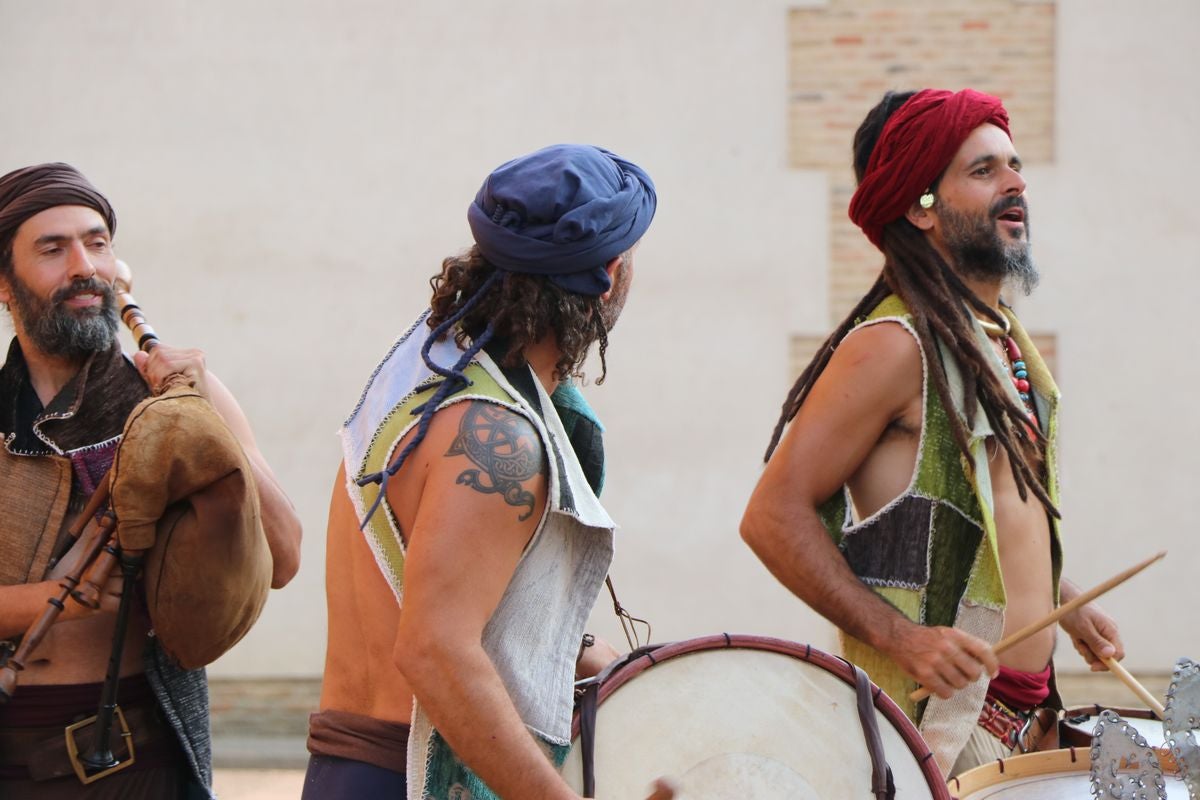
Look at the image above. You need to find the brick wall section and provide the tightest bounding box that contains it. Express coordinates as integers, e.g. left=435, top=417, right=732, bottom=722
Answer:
left=788, top=0, right=1056, bottom=323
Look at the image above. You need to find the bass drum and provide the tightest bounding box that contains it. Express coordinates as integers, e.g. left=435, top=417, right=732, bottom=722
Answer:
left=563, top=634, right=949, bottom=798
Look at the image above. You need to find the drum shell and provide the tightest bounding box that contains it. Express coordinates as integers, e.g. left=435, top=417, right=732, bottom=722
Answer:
left=566, top=634, right=950, bottom=799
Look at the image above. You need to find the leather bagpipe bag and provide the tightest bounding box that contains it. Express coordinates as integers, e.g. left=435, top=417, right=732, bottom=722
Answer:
left=109, top=383, right=271, bottom=670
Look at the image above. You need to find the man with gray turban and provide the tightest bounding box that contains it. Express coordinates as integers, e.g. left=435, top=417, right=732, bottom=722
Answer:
left=0, top=163, right=302, bottom=798
left=308, top=144, right=673, bottom=800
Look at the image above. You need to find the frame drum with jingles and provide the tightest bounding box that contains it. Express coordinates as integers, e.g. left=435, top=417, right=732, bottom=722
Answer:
left=947, top=747, right=1189, bottom=798
left=564, top=634, right=950, bottom=799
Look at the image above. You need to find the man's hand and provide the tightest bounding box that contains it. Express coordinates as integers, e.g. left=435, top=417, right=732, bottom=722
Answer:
left=133, top=344, right=209, bottom=399
left=576, top=635, right=622, bottom=681
left=884, top=622, right=998, bottom=699
left=1060, top=601, right=1123, bottom=672
left=645, top=777, right=678, bottom=799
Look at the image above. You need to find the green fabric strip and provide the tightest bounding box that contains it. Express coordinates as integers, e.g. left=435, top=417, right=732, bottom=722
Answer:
left=353, top=362, right=517, bottom=599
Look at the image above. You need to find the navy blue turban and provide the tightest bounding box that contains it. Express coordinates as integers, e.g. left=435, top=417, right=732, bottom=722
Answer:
left=467, top=144, right=656, bottom=295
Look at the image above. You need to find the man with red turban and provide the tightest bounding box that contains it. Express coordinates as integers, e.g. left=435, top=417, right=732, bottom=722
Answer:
left=741, top=90, right=1125, bottom=775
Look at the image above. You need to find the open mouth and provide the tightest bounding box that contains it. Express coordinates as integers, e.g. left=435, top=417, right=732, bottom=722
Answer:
left=997, top=207, right=1025, bottom=223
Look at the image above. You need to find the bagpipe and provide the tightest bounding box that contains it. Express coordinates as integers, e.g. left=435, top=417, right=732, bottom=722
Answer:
left=0, top=261, right=272, bottom=783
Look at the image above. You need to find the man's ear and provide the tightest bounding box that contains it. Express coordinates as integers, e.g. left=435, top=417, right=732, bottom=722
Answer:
left=0, top=277, right=11, bottom=307
left=905, top=197, right=937, bottom=232
left=599, top=256, right=622, bottom=301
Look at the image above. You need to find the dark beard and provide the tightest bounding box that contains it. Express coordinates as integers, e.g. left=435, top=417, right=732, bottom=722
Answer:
left=941, top=197, right=1040, bottom=295
left=7, top=275, right=119, bottom=359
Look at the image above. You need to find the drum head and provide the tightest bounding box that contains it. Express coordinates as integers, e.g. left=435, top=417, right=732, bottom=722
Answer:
left=948, top=748, right=1191, bottom=799
left=563, top=635, right=947, bottom=798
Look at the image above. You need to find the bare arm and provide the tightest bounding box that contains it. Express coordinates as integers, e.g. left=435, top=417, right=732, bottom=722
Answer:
left=392, top=401, right=579, bottom=799
left=134, top=346, right=302, bottom=588
left=0, top=576, right=121, bottom=639
left=740, top=323, right=997, bottom=698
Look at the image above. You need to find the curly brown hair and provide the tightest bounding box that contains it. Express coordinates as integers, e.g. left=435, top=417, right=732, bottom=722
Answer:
left=428, top=246, right=611, bottom=383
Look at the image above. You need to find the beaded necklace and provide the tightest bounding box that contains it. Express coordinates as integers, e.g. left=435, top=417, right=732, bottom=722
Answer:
left=976, top=313, right=1039, bottom=428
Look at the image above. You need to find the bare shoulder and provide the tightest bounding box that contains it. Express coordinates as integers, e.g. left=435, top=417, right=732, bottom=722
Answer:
left=422, top=400, right=548, bottom=523
left=821, top=320, right=923, bottom=409
left=836, top=319, right=922, bottom=371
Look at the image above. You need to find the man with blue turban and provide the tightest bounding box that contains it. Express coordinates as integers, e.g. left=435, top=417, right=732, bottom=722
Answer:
left=306, top=145, right=673, bottom=800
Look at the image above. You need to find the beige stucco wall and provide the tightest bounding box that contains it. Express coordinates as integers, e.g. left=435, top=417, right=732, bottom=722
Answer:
left=0, top=0, right=1194, bottom=684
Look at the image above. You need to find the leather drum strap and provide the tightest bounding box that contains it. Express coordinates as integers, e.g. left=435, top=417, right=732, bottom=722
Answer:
left=577, top=680, right=600, bottom=798
left=851, top=662, right=896, bottom=800
left=577, top=645, right=660, bottom=798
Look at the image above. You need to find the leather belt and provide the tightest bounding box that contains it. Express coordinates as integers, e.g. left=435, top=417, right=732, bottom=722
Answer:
left=977, top=698, right=1057, bottom=754
left=0, top=702, right=176, bottom=782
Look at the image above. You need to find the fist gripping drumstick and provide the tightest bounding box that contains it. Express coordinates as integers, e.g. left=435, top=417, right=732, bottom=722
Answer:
left=909, top=551, right=1167, bottom=704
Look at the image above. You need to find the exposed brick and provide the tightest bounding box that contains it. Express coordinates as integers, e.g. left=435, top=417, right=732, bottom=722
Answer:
left=787, top=0, right=1057, bottom=328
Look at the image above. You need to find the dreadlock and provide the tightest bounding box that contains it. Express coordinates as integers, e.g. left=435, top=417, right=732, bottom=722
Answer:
left=765, top=91, right=1058, bottom=519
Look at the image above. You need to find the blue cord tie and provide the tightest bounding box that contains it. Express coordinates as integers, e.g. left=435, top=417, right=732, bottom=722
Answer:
left=357, top=271, right=503, bottom=529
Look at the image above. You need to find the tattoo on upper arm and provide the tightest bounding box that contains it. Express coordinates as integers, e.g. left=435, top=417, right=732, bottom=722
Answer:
left=446, top=403, right=543, bottom=520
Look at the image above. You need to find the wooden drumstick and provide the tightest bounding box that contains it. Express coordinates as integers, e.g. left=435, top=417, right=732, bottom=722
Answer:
left=909, top=551, right=1167, bottom=703
left=1102, top=656, right=1166, bottom=719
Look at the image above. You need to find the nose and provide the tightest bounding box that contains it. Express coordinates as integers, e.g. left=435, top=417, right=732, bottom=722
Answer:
left=65, top=242, right=97, bottom=280
left=1003, top=166, right=1027, bottom=196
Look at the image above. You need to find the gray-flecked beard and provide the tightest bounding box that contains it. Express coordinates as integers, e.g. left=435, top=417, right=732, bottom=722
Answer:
left=7, top=275, right=119, bottom=360
left=940, top=199, right=1040, bottom=296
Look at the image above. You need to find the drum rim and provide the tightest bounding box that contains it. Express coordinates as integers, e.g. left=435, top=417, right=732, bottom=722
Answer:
left=947, top=747, right=1091, bottom=795
left=573, top=632, right=950, bottom=798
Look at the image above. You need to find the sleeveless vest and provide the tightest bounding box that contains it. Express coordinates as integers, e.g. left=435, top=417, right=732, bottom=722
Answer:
left=340, top=311, right=615, bottom=800
left=817, top=295, right=1063, bottom=772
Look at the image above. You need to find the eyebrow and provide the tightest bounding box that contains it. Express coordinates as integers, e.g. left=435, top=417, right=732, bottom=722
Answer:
left=965, top=152, right=1023, bottom=171
left=33, top=225, right=110, bottom=247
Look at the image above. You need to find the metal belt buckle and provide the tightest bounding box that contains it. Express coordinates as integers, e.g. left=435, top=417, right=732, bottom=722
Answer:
left=63, top=706, right=136, bottom=785
left=1014, top=711, right=1036, bottom=754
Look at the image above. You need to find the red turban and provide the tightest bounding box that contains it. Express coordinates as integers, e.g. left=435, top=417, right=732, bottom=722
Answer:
left=848, top=89, right=1010, bottom=251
